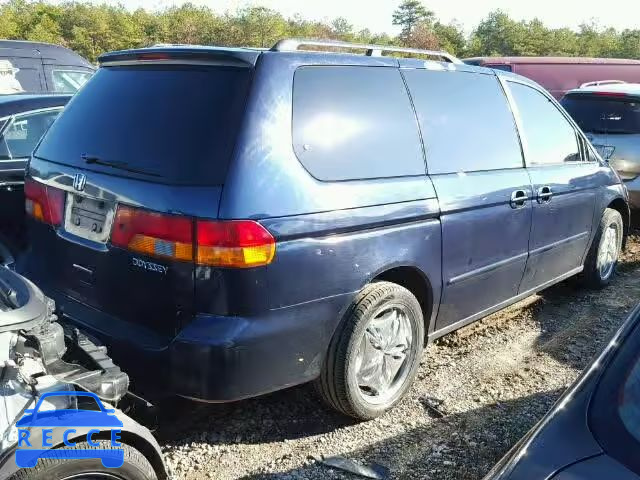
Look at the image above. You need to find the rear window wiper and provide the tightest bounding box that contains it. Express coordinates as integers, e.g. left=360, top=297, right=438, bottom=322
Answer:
left=81, top=154, right=161, bottom=178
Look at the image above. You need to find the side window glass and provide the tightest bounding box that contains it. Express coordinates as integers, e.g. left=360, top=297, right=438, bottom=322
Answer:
left=292, top=66, right=424, bottom=181
left=509, top=81, right=581, bottom=165
left=403, top=69, right=523, bottom=174
left=0, top=59, right=26, bottom=94
left=52, top=70, right=92, bottom=93
left=1, top=110, right=61, bottom=159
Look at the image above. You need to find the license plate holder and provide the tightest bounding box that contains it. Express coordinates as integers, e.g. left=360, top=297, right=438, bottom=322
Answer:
left=64, top=193, right=115, bottom=243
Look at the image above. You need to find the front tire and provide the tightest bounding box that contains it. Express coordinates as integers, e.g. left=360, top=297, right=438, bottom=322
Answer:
left=316, top=281, right=424, bottom=420
left=582, top=208, right=623, bottom=288
left=10, top=440, right=157, bottom=480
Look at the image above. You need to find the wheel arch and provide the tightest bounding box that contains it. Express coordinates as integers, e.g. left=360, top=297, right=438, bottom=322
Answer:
left=62, top=427, right=168, bottom=480
left=372, top=265, right=434, bottom=344
left=607, top=197, right=630, bottom=248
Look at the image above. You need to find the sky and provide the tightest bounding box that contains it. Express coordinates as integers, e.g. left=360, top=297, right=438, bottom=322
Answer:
left=70, top=0, right=640, bottom=34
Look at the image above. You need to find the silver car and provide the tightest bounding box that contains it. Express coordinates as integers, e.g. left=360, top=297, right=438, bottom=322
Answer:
left=562, top=81, right=640, bottom=208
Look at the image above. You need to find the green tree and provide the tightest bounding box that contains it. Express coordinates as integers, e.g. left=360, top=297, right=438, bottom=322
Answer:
left=331, top=17, right=353, bottom=40
left=617, top=29, right=640, bottom=58
left=392, top=0, right=434, bottom=43
left=234, top=6, right=288, bottom=48
left=0, top=2, right=22, bottom=38
left=468, top=10, right=526, bottom=56
left=27, top=14, right=64, bottom=44
left=433, top=21, right=465, bottom=55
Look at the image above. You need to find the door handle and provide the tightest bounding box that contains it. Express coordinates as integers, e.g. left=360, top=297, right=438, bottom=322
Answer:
left=510, top=190, right=528, bottom=209
left=537, top=186, right=553, bottom=204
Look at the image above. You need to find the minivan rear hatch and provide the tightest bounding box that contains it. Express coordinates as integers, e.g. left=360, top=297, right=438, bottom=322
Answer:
left=26, top=48, right=256, bottom=342
left=562, top=92, right=640, bottom=180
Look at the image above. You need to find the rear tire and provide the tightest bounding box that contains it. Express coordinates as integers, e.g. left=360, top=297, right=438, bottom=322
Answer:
left=315, top=281, right=424, bottom=420
left=10, top=440, right=157, bottom=480
left=582, top=208, right=623, bottom=288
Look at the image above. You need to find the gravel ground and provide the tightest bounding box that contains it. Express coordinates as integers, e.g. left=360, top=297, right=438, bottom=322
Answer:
left=158, top=231, right=640, bottom=480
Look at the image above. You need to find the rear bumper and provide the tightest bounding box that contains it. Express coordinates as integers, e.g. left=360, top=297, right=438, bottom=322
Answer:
left=42, top=289, right=352, bottom=402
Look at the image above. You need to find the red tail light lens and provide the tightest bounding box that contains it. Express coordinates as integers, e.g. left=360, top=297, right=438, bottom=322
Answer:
left=111, top=206, right=193, bottom=261
left=111, top=206, right=275, bottom=268
left=197, top=220, right=275, bottom=268
left=24, top=178, right=65, bottom=226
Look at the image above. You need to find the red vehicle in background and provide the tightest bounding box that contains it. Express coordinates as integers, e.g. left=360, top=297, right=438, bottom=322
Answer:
left=464, top=57, right=640, bottom=99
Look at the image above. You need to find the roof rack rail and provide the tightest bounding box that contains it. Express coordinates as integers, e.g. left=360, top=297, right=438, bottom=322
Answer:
left=580, top=80, right=626, bottom=88
left=270, top=38, right=462, bottom=64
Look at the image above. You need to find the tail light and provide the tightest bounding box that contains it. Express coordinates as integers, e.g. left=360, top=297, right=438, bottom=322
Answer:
left=111, top=206, right=193, bottom=261
left=111, top=205, right=275, bottom=268
left=196, top=220, right=275, bottom=268
left=24, top=178, right=65, bottom=226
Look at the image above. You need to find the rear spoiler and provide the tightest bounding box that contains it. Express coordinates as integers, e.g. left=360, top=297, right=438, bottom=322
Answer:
left=98, top=47, right=260, bottom=68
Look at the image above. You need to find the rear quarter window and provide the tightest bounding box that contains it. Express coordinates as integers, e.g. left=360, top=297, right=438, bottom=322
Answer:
left=403, top=69, right=523, bottom=174
left=292, top=66, right=425, bottom=181
left=35, top=64, right=252, bottom=185
left=509, top=81, right=581, bottom=165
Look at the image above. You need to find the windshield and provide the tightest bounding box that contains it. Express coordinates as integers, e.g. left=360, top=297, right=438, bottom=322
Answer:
left=35, top=64, right=252, bottom=185
left=562, top=94, right=640, bottom=134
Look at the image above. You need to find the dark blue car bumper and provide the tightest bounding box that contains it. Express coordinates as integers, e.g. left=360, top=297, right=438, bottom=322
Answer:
left=49, top=290, right=352, bottom=402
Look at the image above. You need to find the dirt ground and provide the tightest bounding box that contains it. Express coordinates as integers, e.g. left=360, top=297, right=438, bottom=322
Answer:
left=158, top=230, right=640, bottom=480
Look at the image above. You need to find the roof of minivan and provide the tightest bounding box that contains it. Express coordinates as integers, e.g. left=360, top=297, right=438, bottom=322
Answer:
left=100, top=43, right=469, bottom=69
left=567, top=82, right=640, bottom=96
left=0, top=93, right=71, bottom=118
left=0, top=40, right=94, bottom=68
left=465, top=56, right=640, bottom=65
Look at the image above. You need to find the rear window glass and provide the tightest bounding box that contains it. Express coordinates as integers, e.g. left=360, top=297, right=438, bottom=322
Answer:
left=292, top=66, right=424, bottom=181
left=403, top=69, right=523, bottom=174
left=35, top=65, right=251, bottom=185
left=562, top=94, right=640, bottom=134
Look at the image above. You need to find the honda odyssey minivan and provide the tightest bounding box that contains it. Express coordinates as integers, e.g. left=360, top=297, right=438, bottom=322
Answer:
left=22, top=40, right=629, bottom=420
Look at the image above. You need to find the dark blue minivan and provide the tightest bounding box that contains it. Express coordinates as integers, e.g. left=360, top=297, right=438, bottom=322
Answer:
left=22, top=39, right=629, bottom=419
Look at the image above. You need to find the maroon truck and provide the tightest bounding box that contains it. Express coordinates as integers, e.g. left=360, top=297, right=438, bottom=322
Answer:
left=464, top=56, right=640, bottom=99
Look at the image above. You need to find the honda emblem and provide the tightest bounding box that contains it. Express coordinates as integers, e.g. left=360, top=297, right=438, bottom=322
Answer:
left=73, top=173, right=86, bottom=192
